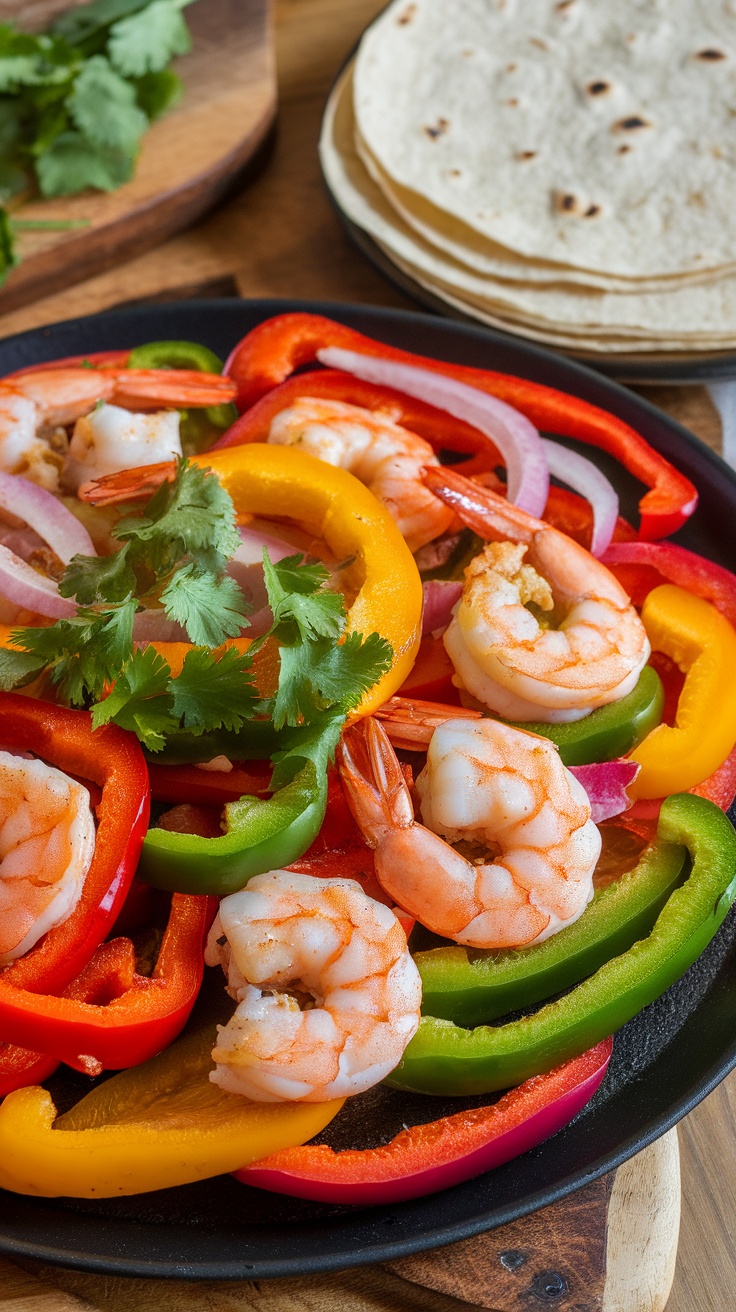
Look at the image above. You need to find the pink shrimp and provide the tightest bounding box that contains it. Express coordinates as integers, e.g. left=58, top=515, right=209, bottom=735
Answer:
left=337, top=716, right=600, bottom=950
left=205, top=871, right=421, bottom=1103
left=422, top=466, right=650, bottom=723
left=0, top=751, right=95, bottom=964
left=0, top=367, right=235, bottom=492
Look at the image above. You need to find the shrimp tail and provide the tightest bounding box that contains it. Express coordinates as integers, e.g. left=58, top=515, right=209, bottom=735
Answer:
left=421, top=465, right=542, bottom=543
left=337, top=719, right=414, bottom=845
left=375, top=695, right=481, bottom=750
left=78, top=460, right=177, bottom=506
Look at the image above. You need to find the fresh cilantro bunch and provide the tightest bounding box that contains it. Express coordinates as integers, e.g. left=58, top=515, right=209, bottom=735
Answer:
left=0, top=459, right=393, bottom=755
left=0, top=0, right=197, bottom=205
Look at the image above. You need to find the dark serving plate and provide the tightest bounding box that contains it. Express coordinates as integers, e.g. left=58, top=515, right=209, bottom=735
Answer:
left=0, top=298, right=735, bottom=1280
left=320, top=55, right=736, bottom=387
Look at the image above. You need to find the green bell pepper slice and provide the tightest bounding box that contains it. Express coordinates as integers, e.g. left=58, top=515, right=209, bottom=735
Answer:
left=417, top=836, right=687, bottom=1027
left=138, top=714, right=344, bottom=896
left=506, top=665, right=664, bottom=766
left=390, top=793, right=736, bottom=1095
left=144, top=721, right=285, bottom=766
left=127, top=339, right=237, bottom=445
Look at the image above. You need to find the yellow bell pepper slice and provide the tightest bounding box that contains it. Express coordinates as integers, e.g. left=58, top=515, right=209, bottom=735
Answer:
left=0, top=1025, right=343, bottom=1198
left=191, top=445, right=423, bottom=717
left=630, top=584, right=736, bottom=798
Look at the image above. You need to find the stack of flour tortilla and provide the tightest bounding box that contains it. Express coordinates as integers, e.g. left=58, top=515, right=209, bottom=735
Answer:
left=320, top=0, right=736, bottom=356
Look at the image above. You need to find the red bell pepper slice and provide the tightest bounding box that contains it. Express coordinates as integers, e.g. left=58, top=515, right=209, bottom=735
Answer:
left=0, top=1045, right=59, bottom=1097
left=0, top=893, right=215, bottom=1072
left=148, top=760, right=273, bottom=806
left=224, top=313, right=697, bottom=540
left=603, top=541, right=736, bottom=629
left=237, top=1037, right=612, bottom=1205
left=0, top=693, right=149, bottom=995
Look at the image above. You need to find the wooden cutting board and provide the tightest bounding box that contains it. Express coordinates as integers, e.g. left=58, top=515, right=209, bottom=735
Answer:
left=0, top=0, right=277, bottom=315
left=0, top=1129, right=680, bottom=1311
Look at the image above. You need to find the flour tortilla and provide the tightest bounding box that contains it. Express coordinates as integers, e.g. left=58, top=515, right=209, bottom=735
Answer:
left=320, top=66, right=736, bottom=351
left=354, top=0, right=736, bottom=280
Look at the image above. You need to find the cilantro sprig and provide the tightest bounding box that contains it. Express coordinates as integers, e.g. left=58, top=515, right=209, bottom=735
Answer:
left=0, top=0, right=197, bottom=215
left=0, top=459, right=394, bottom=756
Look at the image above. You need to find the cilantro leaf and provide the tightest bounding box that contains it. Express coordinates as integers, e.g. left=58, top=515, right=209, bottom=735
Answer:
left=115, top=457, right=241, bottom=573
left=263, top=551, right=345, bottom=642
left=108, top=0, right=193, bottom=77
left=133, top=67, right=182, bottom=119
left=92, top=644, right=178, bottom=750
left=269, top=708, right=345, bottom=790
left=35, top=129, right=134, bottom=196
left=8, top=601, right=135, bottom=705
left=59, top=542, right=136, bottom=605
left=69, top=54, right=148, bottom=151
left=271, top=630, right=393, bottom=730
left=0, top=205, right=17, bottom=284
left=169, top=645, right=257, bottom=734
left=160, top=564, right=250, bottom=647
left=52, top=0, right=151, bottom=49
left=0, top=645, right=47, bottom=690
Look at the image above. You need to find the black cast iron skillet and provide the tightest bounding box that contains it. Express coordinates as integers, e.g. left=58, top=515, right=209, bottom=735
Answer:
left=0, top=298, right=734, bottom=1280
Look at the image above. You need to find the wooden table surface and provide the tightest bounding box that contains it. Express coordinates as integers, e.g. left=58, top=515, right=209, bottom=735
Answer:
left=0, top=1, right=734, bottom=1307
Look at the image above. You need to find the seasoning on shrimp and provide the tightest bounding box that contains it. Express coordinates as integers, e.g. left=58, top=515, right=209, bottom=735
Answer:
left=0, top=366, right=236, bottom=492
left=205, top=871, right=422, bottom=1103
left=266, top=396, right=455, bottom=551
left=424, top=466, right=650, bottom=723
left=338, top=717, right=600, bottom=950
left=0, top=751, right=95, bottom=964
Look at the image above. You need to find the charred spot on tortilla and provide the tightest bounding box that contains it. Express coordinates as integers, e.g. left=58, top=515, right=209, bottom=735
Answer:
left=554, top=191, right=579, bottom=214
left=583, top=204, right=601, bottom=218
left=612, top=116, right=652, bottom=132
left=529, top=37, right=548, bottom=50
left=617, top=144, right=632, bottom=154
left=506, top=98, right=519, bottom=107
left=693, top=48, right=727, bottom=61
left=396, top=3, right=416, bottom=24
left=586, top=80, right=611, bottom=96
left=424, top=118, right=450, bottom=140
left=555, top=0, right=576, bottom=13
left=516, top=150, right=537, bottom=161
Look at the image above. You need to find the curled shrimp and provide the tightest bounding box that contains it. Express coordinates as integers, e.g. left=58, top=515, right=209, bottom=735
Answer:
left=338, top=717, right=600, bottom=950
left=0, top=367, right=236, bottom=491
left=422, top=466, right=650, bottom=723
left=205, top=870, right=421, bottom=1103
left=0, top=751, right=95, bottom=964
left=266, top=396, right=455, bottom=551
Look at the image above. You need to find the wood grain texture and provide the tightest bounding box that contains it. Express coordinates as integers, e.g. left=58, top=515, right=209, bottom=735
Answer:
left=0, top=0, right=277, bottom=314
left=388, top=1175, right=612, bottom=1310
left=603, top=1130, right=680, bottom=1312
left=0, top=0, right=732, bottom=1306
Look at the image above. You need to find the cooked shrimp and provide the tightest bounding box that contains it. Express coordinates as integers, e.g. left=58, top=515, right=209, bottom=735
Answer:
left=422, top=466, right=650, bottom=723
left=338, top=717, right=599, bottom=950
left=205, top=870, right=421, bottom=1103
left=0, top=751, right=95, bottom=964
left=266, top=396, right=454, bottom=551
left=0, top=367, right=236, bottom=492
left=63, top=404, right=183, bottom=492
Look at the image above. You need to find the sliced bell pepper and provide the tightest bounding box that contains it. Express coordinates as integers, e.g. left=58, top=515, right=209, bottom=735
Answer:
left=196, top=444, right=423, bottom=715
left=223, top=313, right=698, bottom=539
left=0, top=1044, right=58, bottom=1097
left=138, top=718, right=342, bottom=896
left=148, top=760, right=273, bottom=805
left=416, top=833, right=686, bottom=1026
left=238, top=1039, right=611, bottom=1205
left=0, top=1023, right=343, bottom=1198
left=630, top=585, right=736, bottom=798
left=604, top=541, right=736, bottom=629
left=389, top=793, right=736, bottom=1095
left=508, top=665, right=664, bottom=767
left=0, top=892, right=213, bottom=1072
left=0, top=692, right=149, bottom=994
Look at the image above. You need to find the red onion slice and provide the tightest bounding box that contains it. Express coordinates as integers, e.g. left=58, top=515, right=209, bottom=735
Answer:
left=422, top=580, right=463, bottom=635
left=541, top=440, right=619, bottom=558
left=317, top=348, right=549, bottom=519
left=237, top=527, right=297, bottom=566
left=569, top=759, right=640, bottom=823
left=0, top=545, right=77, bottom=619
left=0, top=472, right=95, bottom=564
